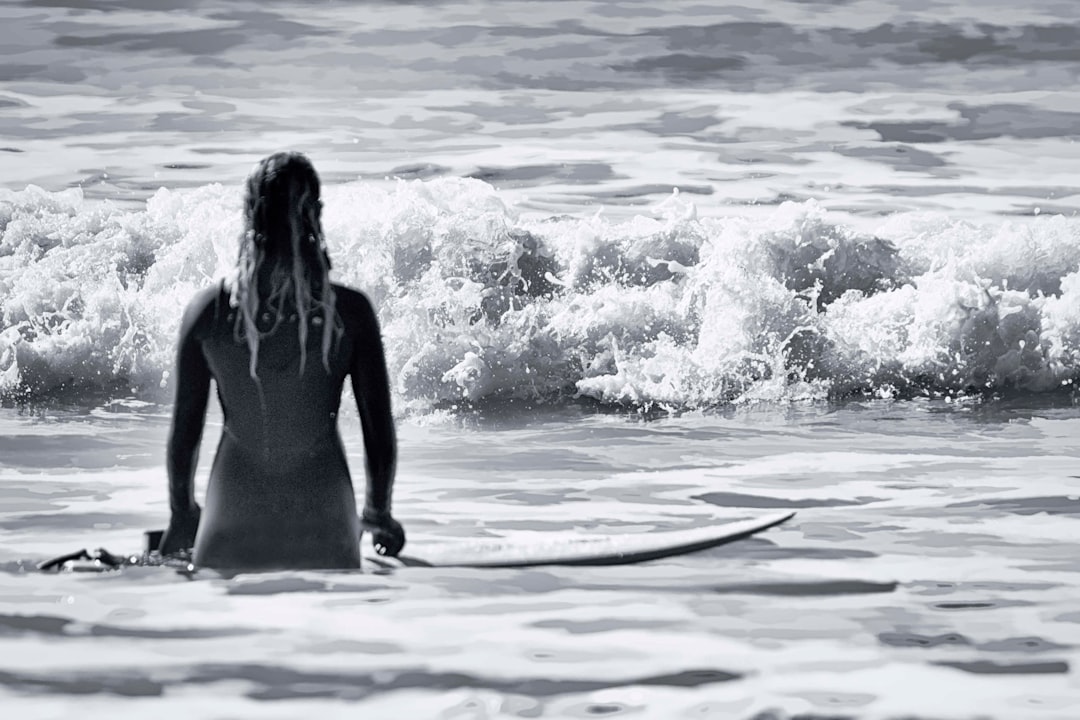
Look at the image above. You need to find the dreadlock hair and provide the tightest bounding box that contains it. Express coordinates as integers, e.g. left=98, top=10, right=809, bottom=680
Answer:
left=232, top=152, right=340, bottom=378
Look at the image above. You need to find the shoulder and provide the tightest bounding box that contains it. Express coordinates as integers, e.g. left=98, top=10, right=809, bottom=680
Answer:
left=179, top=284, right=225, bottom=339
left=332, top=283, right=379, bottom=329
left=332, top=283, right=374, bottom=312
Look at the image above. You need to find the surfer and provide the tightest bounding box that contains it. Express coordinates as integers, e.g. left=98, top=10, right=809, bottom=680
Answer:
left=158, top=152, right=405, bottom=569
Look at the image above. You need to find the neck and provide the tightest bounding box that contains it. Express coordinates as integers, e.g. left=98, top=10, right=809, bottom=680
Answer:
left=252, top=259, right=324, bottom=305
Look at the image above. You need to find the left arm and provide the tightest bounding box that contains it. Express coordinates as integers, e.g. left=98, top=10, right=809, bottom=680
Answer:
left=158, top=291, right=214, bottom=555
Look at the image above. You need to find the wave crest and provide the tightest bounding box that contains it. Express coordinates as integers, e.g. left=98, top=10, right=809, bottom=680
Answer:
left=2, top=180, right=1079, bottom=411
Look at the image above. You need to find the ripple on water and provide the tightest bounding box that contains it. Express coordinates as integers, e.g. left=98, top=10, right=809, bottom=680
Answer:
left=0, top=612, right=259, bottom=640
left=946, top=495, right=1080, bottom=517
left=878, top=631, right=972, bottom=648
left=2, top=511, right=147, bottom=531
left=710, top=579, right=898, bottom=596
left=719, top=541, right=878, bottom=562
left=530, top=617, right=682, bottom=634
left=932, top=660, right=1070, bottom=675
left=930, top=600, right=1034, bottom=611
left=223, top=576, right=400, bottom=596
left=0, top=664, right=745, bottom=700
left=977, top=636, right=1071, bottom=653
left=693, top=491, right=882, bottom=508
left=880, top=630, right=1070, bottom=652
left=909, top=580, right=1062, bottom=595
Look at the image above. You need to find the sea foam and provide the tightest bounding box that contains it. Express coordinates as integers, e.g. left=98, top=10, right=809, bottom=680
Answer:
left=1, top=179, right=1078, bottom=412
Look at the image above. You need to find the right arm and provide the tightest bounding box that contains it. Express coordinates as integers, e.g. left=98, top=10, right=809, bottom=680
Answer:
left=159, top=289, right=214, bottom=555
left=346, top=289, right=404, bottom=555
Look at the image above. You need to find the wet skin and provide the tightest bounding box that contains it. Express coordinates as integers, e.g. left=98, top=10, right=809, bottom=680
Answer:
left=160, top=283, right=399, bottom=570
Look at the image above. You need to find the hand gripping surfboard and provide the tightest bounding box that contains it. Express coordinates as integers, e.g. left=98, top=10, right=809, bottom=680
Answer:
left=364, top=511, right=795, bottom=569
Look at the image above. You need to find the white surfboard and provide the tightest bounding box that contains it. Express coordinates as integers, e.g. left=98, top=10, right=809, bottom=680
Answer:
left=364, top=511, right=795, bottom=569
left=37, top=512, right=794, bottom=573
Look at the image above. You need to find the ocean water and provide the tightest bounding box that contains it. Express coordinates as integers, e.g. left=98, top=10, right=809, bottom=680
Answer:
left=2, top=0, right=1080, bottom=718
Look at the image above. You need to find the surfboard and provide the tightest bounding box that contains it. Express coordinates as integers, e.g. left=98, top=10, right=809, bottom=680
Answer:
left=37, top=511, right=794, bottom=572
left=363, top=511, right=795, bottom=569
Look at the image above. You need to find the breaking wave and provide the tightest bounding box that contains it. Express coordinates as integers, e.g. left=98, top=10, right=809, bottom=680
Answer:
left=2, top=178, right=1079, bottom=413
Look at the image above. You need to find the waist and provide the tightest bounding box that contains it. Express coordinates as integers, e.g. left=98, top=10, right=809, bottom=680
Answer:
left=221, top=423, right=340, bottom=460
left=206, top=435, right=355, bottom=507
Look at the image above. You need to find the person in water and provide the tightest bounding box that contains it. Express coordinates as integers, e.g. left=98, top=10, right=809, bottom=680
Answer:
left=158, top=151, right=405, bottom=569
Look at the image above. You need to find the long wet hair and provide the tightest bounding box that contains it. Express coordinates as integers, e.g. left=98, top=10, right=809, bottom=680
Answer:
left=232, top=152, right=339, bottom=378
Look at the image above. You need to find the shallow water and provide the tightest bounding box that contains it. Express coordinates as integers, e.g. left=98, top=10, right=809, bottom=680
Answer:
left=2, top=400, right=1080, bottom=719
